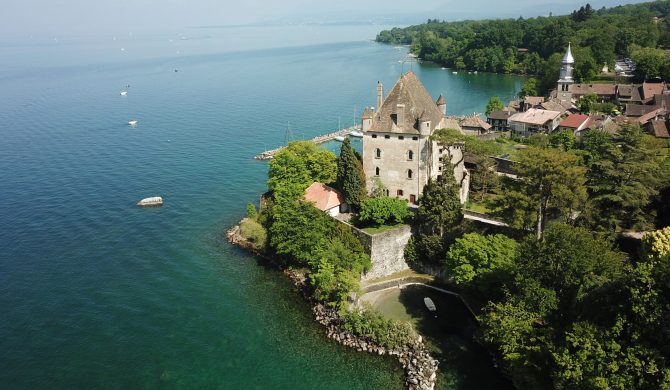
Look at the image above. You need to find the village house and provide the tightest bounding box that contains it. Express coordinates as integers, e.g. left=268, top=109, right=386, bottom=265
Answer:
left=361, top=71, right=469, bottom=204
left=646, top=119, right=670, bottom=139
left=522, top=96, right=545, bottom=111
left=558, top=114, right=591, bottom=133
left=487, top=110, right=513, bottom=131
left=508, top=108, right=562, bottom=136
left=459, top=114, right=492, bottom=135
left=304, top=182, right=346, bottom=217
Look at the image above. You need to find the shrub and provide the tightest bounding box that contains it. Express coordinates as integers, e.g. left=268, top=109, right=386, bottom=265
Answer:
left=239, top=218, right=267, bottom=250
left=342, top=307, right=416, bottom=350
left=357, top=197, right=411, bottom=226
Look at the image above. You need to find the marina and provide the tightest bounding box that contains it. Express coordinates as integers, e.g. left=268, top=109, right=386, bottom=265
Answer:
left=253, top=124, right=362, bottom=160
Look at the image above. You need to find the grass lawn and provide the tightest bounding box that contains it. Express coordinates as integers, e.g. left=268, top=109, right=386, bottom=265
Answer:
left=493, top=137, right=525, bottom=161
left=362, top=223, right=406, bottom=235
left=464, top=194, right=501, bottom=214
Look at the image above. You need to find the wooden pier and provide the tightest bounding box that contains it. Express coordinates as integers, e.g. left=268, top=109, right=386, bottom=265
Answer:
left=254, top=124, right=362, bottom=160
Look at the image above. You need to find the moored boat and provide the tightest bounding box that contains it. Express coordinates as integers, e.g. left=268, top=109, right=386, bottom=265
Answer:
left=128, top=120, right=138, bottom=126
left=349, top=130, right=363, bottom=137
left=137, top=196, right=163, bottom=207
left=424, top=297, right=437, bottom=317
left=334, top=136, right=345, bottom=141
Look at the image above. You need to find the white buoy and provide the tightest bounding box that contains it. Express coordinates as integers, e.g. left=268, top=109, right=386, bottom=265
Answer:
left=128, top=120, right=138, bottom=126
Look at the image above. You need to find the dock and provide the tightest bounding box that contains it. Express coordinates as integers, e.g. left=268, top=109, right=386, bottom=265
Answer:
left=254, top=125, right=361, bottom=160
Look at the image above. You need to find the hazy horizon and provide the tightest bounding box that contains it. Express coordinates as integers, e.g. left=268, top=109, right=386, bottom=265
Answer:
left=1, top=0, right=653, bottom=38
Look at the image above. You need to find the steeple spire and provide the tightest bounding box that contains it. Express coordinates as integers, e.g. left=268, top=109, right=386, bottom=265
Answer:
left=562, top=42, right=574, bottom=64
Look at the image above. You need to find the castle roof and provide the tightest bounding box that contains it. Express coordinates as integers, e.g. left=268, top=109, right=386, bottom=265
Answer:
left=436, top=94, right=445, bottom=105
left=361, top=107, right=372, bottom=119
left=304, top=182, right=344, bottom=211
left=369, top=71, right=444, bottom=134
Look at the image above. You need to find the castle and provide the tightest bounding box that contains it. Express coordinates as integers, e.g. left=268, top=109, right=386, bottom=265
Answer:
left=361, top=71, right=469, bottom=204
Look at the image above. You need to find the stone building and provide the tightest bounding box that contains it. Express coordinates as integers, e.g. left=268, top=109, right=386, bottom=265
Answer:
left=361, top=71, right=469, bottom=204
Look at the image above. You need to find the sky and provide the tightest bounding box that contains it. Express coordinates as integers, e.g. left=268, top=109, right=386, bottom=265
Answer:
left=0, top=0, right=652, bottom=37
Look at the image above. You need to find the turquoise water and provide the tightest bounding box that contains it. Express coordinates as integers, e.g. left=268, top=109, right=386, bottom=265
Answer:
left=0, top=26, right=524, bottom=389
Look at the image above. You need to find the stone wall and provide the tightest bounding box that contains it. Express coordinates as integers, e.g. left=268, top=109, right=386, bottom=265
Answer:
left=340, top=221, right=412, bottom=281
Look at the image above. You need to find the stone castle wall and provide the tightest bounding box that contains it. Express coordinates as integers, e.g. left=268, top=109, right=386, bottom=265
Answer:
left=338, top=220, right=412, bottom=281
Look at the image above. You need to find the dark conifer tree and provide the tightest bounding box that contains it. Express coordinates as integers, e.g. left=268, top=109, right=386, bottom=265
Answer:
left=336, top=138, right=366, bottom=210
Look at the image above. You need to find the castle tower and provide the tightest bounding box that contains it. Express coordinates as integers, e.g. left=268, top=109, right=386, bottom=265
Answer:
left=361, top=107, right=373, bottom=131
left=557, top=43, right=574, bottom=104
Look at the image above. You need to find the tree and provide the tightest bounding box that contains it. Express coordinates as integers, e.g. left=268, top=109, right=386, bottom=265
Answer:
left=586, top=125, right=662, bottom=231
left=357, top=197, right=410, bottom=226
left=445, top=233, right=518, bottom=284
left=470, top=157, right=500, bottom=201
left=577, top=93, right=597, bottom=114
left=486, top=96, right=504, bottom=115
left=336, top=138, right=366, bottom=210
left=549, top=129, right=576, bottom=151
left=497, top=147, right=588, bottom=240
left=519, top=78, right=540, bottom=98
left=580, top=129, right=613, bottom=165
left=416, top=164, right=463, bottom=236
left=268, top=141, right=337, bottom=201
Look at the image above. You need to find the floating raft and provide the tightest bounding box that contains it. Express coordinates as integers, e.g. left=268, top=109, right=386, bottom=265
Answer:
left=137, top=196, right=163, bottom=207
left=254, top=125, right=362, bottom=160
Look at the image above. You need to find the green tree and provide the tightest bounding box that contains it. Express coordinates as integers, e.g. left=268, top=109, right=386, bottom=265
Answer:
left=549, top=129, right=576, bottom=151
left=486, top=96, right=505, bottom=115
left=519, top=78, right=540, bottom=98
left=336, top=138, right=366, bottom=210
left=416, top=164, right=463, bottom=236
left=586, top=125, right=662, bottom=231
left=357, top=197, right=410, bottom=226
left=497, top=147, right=588, bottom=239
left=268, top=141, right=337, bottom=201
left=445, top=233, right=518, bottom=284
left=470, top=157, right=500, bottom=201
left=577, top=93, right=597, bottom=114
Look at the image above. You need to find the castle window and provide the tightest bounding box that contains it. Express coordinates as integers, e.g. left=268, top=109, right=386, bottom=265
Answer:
left=412, top=136, right=418, bottom=140
left=399, top=136, right=404, bottom=140
left=439, top=148, right=444, bottom=153
left=439, top=157, right=443, bottom=162
left=407, top=169, right=413, bottom=179
left=384, top=135, right=390, bottom=139
left=375, top=148, right=382, bottom=159
left=407, top=150, right=414, bottom=161
left=372, top=134, right=377, bottom=138
left=397, top=189, right=404, bottom=196
left=375, top=167, right=380, bottom=176
left=439, top=166, right=443, bottom=171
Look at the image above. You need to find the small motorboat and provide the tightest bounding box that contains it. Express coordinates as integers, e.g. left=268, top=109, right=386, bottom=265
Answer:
left=137, top=196, right=163, bottom=207
left=334, top=136, right=345, bottom=142
left=120, top=91, right=128, bottom=96
left=128, top=120, right=138, bottom=126
left=349, top=130, right=364, bottom=137
left=452, top=71, right=458, bottom=74
left=424, top=297, right=437, bottom=317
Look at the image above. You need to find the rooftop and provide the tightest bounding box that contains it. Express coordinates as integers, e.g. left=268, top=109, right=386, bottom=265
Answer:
left=508, top=108, right=562, bottom=126
left=369, top=71, right=444, bottom=134
left=571, top=83, right=617, bottom=96
left=460, top=114, right=492, bottom=130
left=304, top=182, right=344, bottom=211
left=559, top=114, right=591, bottom=129
left=487, top=110, right=514, bottom=120
left=649, top=120, right=670, bottom=138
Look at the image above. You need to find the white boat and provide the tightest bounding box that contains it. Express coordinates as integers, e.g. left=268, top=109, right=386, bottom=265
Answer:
left=120, top=91, right=128, bottom=96
left=349, top=130, right=364, bottom=137
left=473, top=71, right=478, bottom=74
left=128, top=120, right=138, bottom=126
left=137, top=196, right=163, bottom=207
left=334, top=136, right=345, bottom=142
left=452, top=71, right=458, bottom=74
left=424, top=297, right=437, bottom=317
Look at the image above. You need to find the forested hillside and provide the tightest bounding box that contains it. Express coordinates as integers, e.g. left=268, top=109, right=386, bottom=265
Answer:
left=377, top=1, right=670, bottom=91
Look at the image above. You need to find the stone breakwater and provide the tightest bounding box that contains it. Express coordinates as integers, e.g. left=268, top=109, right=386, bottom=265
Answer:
left=228, top=224, right=440, bottom=389
left=282, top=262, right=440, bottom=390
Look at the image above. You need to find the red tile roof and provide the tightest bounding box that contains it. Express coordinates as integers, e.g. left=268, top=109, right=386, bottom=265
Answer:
left=559, top=114, right=590, bottom=129
left=642, top=82, right=666, bottom=101
left=304, top=182, right=344, bottom=211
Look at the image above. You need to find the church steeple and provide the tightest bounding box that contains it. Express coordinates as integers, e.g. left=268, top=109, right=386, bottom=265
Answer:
left=557, top=43, right=574, bottom=104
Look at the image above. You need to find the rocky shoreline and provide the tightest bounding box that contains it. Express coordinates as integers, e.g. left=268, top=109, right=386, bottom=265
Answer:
left=228, top=225, right=440, bottom=390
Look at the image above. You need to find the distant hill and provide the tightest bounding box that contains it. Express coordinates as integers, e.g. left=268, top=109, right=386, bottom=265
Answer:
left=377, top=1, right=670, bottom=92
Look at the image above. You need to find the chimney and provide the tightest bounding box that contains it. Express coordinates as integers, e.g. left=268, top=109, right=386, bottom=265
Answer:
left=377, top=81, right=383, bottom=111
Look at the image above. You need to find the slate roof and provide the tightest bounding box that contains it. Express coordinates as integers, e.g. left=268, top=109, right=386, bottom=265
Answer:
left=304, top=182, right=344, bottom=211
left=369, top=71, right=444, bottom=134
